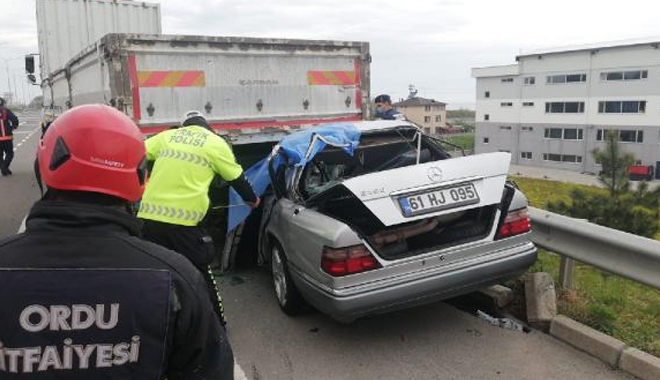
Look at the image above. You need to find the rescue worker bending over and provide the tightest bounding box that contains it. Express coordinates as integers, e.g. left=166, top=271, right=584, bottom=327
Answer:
left=139, top=110, right=260, bottom=326
left=0, top=97, right=20, bottom=176
left=0, top=105, right=234, bottom=379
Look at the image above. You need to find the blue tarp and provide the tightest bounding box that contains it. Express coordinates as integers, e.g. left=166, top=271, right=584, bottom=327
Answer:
left=227, top=123, right=361, bottom=233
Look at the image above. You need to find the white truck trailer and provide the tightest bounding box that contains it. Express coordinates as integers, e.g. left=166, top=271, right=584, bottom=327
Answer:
left=43, top=33, right=371, bottom=142
left=32, top=0, right=371, bottom=141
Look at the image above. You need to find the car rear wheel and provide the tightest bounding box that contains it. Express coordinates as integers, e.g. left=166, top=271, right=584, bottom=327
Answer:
left=271, top=242, right=308, bottom=315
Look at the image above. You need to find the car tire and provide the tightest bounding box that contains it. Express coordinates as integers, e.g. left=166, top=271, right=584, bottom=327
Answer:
left=270, top=241, right=309, bottom=315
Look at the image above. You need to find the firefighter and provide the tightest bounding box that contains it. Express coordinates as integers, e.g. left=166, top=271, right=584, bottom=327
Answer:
left=139, top=110, right=260, bottom=326
left=0, top=105, right=234, bottom=379
left=0, top=97, right=20, bottom=176
left=374, top=94, right=400, bottom=120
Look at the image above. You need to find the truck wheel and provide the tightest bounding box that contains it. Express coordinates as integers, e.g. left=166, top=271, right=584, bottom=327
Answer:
left=270, top=242, right=308, bottom=315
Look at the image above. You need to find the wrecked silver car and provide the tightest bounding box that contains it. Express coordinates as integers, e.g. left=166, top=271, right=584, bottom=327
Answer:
left=243, top=120, right=536, bottom=322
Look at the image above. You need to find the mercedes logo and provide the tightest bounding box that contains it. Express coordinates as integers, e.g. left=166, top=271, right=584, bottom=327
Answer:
left=427, top=167, right=443, bottom=183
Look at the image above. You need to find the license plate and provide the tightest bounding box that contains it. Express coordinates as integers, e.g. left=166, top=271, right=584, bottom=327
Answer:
left=397, top=183, right=480, bottom=217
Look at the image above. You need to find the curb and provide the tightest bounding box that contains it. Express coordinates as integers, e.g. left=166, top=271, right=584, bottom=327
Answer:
left=479, top=284, right=514, bottom=308
left=619, top=347, right=660, bottom=380
left=550, top=315, right=625, bottom=368
left=550, top=315, right=660, bottom=379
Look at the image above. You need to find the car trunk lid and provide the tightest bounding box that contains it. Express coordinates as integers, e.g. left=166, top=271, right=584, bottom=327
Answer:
left=340, top=152, right=511, bottom=227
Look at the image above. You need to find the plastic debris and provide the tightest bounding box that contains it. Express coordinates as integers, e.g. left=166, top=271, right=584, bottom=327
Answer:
left=477, top=310, right=526, bottom=332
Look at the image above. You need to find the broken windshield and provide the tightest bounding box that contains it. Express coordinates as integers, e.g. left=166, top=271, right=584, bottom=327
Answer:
left=299, top=131, right=449, bottom=199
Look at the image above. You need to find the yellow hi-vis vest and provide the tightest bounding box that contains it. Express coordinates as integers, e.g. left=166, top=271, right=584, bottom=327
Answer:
left=138, top=125, right=243, bottom=226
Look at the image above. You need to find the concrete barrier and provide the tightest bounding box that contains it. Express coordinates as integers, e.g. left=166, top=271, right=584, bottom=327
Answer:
left=549, top=315, right=626, bottom=368
left=619, top=347, right=660, bottom=380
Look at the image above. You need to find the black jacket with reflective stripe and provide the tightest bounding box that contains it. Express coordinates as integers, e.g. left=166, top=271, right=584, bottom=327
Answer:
left=0, top=107, right=19, bottom=140
left=0, top=200, right=233, bottom=379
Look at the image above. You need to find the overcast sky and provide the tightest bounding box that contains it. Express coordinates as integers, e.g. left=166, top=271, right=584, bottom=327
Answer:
left=1, top=0, right=660, bottom=108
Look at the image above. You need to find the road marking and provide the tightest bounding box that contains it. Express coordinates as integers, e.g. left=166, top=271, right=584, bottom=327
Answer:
left=234, top=361, right=248, bottom=380
left=13, top=127, right=40, bottom=152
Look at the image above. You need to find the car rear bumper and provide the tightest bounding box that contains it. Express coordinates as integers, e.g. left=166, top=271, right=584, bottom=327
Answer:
left=290, top=241, right=537, bottom=322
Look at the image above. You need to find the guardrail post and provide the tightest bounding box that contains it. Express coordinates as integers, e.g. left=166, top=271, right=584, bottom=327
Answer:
left=558, top=257, right=575, bottom=290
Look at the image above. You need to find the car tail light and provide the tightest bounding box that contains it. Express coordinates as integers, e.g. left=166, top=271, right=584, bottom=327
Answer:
left=321, top=244, right=381, bottom=276
left=497, top=208, right=532, bottom=239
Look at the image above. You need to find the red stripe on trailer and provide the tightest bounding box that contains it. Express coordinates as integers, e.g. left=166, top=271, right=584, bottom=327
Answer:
left=138, top=115, right=363, bottom=135
left=308, top=71, right=331, bottom=85
left=333, top=71, right=353, bottom=84
left=354, top=59, right=362, bottom=110
left=127, top=54, right=141, bottom=122
left=176, top=71, right=204, bottom=87
left=142, top=71, right=169, bottom=87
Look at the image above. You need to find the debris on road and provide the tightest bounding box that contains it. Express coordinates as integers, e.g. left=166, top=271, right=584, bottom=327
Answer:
left=477, top=310, right=526, bottom=332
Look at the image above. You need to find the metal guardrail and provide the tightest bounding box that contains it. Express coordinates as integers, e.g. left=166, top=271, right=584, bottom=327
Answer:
left=528, top=207, right=660, bottom=291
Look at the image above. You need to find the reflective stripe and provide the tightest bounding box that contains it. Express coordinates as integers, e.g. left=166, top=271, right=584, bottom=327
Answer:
left=158, top=149, right=212, bottom=169
left=139, top=202, right=205, bottom=222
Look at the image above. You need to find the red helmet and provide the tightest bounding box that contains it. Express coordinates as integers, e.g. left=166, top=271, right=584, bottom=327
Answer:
left=37, top=104, right=147, bottom=202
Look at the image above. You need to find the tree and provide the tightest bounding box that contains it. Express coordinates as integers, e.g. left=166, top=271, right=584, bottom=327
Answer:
left=547, top=131, right=659, bottom=238
left=592, top=131, right=635, bottom=198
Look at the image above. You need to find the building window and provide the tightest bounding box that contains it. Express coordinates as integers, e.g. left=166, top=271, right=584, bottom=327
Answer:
left=596, top=129, right=644, bottom=143
left=523, top=77, right=536, bottom=85
left=501, top=78, right=514, bottom=83
left=521, top=126, right=534, bottom=131
left=424, top=127, right=431, bottom=134
left=522, top=102, right=534, bottom=107
left=483, top=137, right=489, bottom=144
left=545, top=102, right=585, bottom=113
left=544, top=128, right=583, bottom=140
left=424, top=105, right=431, bottom=112
left=424, top=116, right=431, bottom=123
left=435, top=115, right=442, bottom=122
left=562, top=155, right=583, bottom=163
left=546, top=74, right=587, bottom=84
left=600, top=70, right=648, bottom=81
left=485, top=91, right=490, bottom=98
left=435, top=106, right=442, bottom=111
left=544, top=128, right=563, bottom=139
left=500, top=126, right=512, bottom=130
left=598, top=101, right=646, bottom=114
left=543, top=153, right=582, bottom=163
left=500, top=102, right=513, bottom=107
left=562, top=128, right=584, bottom=140
left=521, top=152, right=532, bottom=159
left=484, top=114, right=490, bottom=121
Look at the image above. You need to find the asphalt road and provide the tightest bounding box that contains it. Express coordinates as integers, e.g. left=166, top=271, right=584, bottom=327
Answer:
left=0, top=110, right=42, bottom=240
left=0, top=111, right=634, bottom=380
left=221, top=269, right=633, bottom=380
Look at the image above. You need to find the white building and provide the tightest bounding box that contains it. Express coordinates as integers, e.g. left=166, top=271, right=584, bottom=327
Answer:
left=472, top=37, right=660, bottom=177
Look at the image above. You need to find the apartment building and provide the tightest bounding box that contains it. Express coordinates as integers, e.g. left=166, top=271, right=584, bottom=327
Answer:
left=393, top=97, right=446, bottom=134
left=472, top=37, right=660, bottom=177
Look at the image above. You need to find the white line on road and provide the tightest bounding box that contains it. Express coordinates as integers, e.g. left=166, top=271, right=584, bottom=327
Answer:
left=13, top=128, right=40, bottom=152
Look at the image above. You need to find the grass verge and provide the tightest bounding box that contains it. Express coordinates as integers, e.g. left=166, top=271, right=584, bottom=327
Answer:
left=509, top=176, right=660, bottom=356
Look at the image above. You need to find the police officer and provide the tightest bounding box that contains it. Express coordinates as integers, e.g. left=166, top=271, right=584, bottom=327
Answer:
left=374, top=94, right=400, bottom=120
left=139, top=110, right=260, bottom=326
left=0, top=105, right=234, bottom=379
left=0, top=97, right=20, bottom=176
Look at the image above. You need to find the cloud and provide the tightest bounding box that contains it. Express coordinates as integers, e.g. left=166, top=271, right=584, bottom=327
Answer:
left=1, top=0, right=660, bottom=106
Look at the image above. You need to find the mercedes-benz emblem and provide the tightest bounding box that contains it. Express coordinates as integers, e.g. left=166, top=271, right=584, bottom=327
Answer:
left=427, top=167, right=443, bottom=183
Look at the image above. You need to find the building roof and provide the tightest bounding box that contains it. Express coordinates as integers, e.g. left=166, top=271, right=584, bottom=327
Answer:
left=516, top=36, right=660, bottom=59
left=392, top=97, right=446, bottom=107
left=471, top=64, right=519, bottom=78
